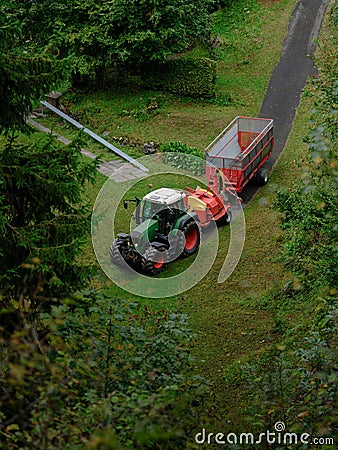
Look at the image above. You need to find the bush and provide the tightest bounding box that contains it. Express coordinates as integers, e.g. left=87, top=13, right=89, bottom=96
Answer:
left=0, top=295, right=209, bottom=449
left=162, top=141, right=205, bottom=175
left=144, top=57, right=216, bottom=98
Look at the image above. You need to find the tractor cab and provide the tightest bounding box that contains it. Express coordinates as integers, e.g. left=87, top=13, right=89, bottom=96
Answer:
left=111, top=187, right=202, bottom=274
left=136, top=188, right=186, bottom=234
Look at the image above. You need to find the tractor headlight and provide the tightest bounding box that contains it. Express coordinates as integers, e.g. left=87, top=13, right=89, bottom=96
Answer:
left=130, top=231, right=142, bottom=249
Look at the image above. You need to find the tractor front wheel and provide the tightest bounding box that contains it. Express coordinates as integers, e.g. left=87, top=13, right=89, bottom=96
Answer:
left=109, top=240, right=123, bottom=266
left=141, top=246, right=167, bottom=275
left=182, top=221, right=200, bottom=257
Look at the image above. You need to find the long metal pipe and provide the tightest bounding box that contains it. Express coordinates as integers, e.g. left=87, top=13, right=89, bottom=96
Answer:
left=41, top=100, right=149, bottom=173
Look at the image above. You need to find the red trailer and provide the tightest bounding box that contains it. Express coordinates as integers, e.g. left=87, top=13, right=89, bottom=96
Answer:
left=205, top=116, right=274, bottom=193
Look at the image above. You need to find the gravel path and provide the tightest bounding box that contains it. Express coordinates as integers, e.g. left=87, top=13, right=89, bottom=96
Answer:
left=27, top=117, right=146, bottom=182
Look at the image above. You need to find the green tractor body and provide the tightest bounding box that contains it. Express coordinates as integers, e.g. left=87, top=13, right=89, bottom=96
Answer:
left=110, top=188, right=201, bottom=274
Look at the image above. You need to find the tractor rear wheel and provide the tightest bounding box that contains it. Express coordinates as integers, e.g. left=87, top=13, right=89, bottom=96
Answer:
left=182, top=221, right=200, bottom=257
left=141, top=245, right=167, bottom=275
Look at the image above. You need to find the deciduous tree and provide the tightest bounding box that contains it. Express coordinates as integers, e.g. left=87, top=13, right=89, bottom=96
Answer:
left=4, top=0, right=214, bottom=86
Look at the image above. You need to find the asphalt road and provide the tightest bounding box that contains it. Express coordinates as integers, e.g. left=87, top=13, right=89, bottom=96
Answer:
left=241, top=0, right=330, bottom=204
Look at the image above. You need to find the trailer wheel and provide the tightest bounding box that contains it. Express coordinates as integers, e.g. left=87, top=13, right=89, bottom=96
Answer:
left=142, top=246, right=167, bottom=275
left=255, top=168, right=269, bottom=186
left=182, top=221, right=200, bottom=257
left=217, top=210, right=232, bottom=226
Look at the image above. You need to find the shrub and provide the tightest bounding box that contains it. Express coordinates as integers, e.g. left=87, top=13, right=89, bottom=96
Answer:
left=162, top=141, right=205, bottom=175
left=0, top=295, right=209, bottom=449
left=144, top=57, right=216, bottom=98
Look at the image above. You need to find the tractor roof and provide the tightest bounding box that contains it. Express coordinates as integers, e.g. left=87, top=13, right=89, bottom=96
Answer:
left=143, top=188, right=186, bottom=205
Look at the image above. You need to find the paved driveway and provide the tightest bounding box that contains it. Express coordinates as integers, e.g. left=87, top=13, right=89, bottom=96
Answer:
left=242, top=0, right=330, bottom=203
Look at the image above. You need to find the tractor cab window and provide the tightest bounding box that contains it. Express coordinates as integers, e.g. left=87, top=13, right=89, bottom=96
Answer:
left=140, top=198, right=185, bottom=225
left=167, top=199, right=185, bottom=220
left=141, top=200, right=162, bottom=221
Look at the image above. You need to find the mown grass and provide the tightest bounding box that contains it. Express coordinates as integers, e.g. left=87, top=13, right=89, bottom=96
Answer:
left=89, top=0, right=329, bottom=432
